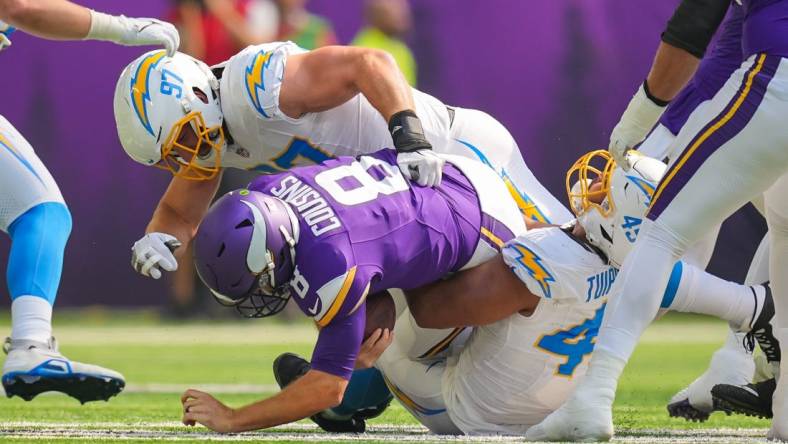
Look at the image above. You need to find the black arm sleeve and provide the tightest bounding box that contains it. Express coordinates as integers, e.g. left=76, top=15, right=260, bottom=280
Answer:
left=661, top=0, right=731, bottom=59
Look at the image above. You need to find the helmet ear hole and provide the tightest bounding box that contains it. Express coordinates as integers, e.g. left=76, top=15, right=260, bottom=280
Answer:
left=192, top=87, right=209, bottom=104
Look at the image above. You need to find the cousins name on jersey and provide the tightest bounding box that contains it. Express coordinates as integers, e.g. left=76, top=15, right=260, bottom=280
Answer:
left=270, top=175, right=343, bottom=236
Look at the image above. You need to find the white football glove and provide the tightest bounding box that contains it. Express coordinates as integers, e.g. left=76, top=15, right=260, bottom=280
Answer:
left=609, top=83, right=667, bottom=170
left=86, top=11, right=180, bottom=56
left=397, top=149, right=445, bottom=187
left=131, top=233, right=181, bottom=279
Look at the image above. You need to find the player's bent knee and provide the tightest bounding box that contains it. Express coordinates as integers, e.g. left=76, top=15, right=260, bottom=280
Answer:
left=7, top=202, right=72, bottom=302
left=9, top=202, right=72, bottom=242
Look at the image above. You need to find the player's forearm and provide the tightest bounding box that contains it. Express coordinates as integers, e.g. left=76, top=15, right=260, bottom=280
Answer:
left=353, top=48, right=416, bottom=121
left=145, top=202, right=198, bottom=245
left=408, top=256, right=537, bottom=329
left=231, top=370, right=346, bottom=431
left=146, top=173, right=222, bottom=243
left=0, top=0, right=91, bottom=40
left=644, top=42, right=701, bottom=103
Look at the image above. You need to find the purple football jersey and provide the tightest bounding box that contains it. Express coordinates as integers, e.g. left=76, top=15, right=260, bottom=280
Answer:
left=742, top=0, right=788, bottom=58
left=660, top=5, right=744, bottom=134
left=248, top=149, right=492, bottom=379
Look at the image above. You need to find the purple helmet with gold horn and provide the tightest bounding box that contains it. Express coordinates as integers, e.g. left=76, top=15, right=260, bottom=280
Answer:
left=193, top=189, right=299, bottom=317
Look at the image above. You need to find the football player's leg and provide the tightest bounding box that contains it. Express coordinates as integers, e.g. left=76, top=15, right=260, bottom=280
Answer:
left=764, top=174, right=788, bottom=439
left=375, top=321, right=461, bottom=435
left=0, top=118, right=124, bottom=402
left=449, top=108, right=573, bottom=225
left=662, top=262, right=764, bottom=420
left=664, top=262, right=769, bottom=332
left=528, top=55, right=788, bottom=442
left=392, top=308, right=470, bottom=362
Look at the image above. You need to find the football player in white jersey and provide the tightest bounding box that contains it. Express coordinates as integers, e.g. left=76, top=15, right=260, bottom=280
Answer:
left=0, top=1, right=179, bottom=402
left=112, top=43, right=570, bottom=282
left=273, top=150, right=775, bottom=436
left=530, top=0, right=788, bottom=438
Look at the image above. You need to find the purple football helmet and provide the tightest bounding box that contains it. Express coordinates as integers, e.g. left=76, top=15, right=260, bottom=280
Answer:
left=194, top=189, right=299, bottom=318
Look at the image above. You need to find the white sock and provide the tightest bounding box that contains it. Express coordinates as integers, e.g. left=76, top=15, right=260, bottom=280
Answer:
left=666, top=262, right=760, bottom=330
left=10, top=296, right=53, bottom=343
left=573, top=349, right=627, bottom=406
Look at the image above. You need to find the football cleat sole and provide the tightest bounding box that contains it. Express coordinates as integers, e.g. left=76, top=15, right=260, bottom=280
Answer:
left=2, top=372, right=125, bottom=404
left=666, top=398, right=719, bottom=422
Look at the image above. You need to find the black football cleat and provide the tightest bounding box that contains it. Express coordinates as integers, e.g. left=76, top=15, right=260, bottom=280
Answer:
left=745, top=284, right=780, bottom=364
left=667, top=398, right=712, bottom=422
left=712, top=378, right=776, bottom=419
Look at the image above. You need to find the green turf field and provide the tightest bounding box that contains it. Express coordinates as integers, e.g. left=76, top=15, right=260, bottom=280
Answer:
left=0, top=310, right=772, bottom=443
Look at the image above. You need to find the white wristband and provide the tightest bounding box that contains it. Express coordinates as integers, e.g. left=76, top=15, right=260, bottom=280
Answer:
left=85, top=10, right=126, bottom=42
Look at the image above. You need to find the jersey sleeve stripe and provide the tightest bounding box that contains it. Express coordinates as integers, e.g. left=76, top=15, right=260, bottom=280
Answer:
left=317, top=266, right=357, bottom=327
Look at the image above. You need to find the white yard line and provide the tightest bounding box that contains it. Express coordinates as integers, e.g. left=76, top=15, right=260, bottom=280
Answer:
left=0, top=423, right=771, bottom=443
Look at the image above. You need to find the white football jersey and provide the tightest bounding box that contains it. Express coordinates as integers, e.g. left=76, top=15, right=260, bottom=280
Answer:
left=502, top=226, right=618, bottom=304
left=216, top=41, right=451, bottom=172
left=442, top=227, right=614, bottom=435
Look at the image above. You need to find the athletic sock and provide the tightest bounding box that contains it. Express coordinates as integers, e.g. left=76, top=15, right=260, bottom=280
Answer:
left=665, top=262, right=759, bottom=329
left=10, top=296, right=52, bottom=343
left=572, top=349, right=626, bottom=407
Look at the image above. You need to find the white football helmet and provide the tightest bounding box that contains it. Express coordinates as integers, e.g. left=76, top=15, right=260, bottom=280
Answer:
left=566, top=150, right=667, bottom=267
left=114, top=50, right=225, bottom=180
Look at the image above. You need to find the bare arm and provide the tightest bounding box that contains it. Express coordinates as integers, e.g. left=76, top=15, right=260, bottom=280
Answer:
left=279, top=46, right=414, bottom=121
left=182, top=369, right=347, bottom=432
left=406, top=255, right=539, bottom=329
left=643, top=42, right=702, bottom=103
left=0, top=0, right=179, bottom=55
left=0, top=0, right=91, bottom=39
left=146, top=172, right=223, bottom=245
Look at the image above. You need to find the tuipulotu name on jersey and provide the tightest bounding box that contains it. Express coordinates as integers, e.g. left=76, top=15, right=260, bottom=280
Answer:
left=269, top=175, right=342, bottom=236
left=502, top=226, right=613, bottom=304
left=585, top=267, right=618, bottom=302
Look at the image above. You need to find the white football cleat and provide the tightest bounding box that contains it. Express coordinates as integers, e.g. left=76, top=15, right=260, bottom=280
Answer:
left=526, top=350, right=624, bottom=442
left=667, top=332, right=754, bottom=422
left=2, top=337, right=125, bottom=403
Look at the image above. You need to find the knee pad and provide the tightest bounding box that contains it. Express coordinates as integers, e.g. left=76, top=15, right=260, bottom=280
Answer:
left=7, top=202, right=72, bottom=303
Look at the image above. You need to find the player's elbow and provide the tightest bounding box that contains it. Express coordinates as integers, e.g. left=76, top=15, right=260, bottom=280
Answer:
left=406, top=292, right=432, bottom=328
left=1, top=0, right=39, bottom=25
left=327, top=384, right=346, bottom=407
left=318, top=380, right=346, bottom=409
